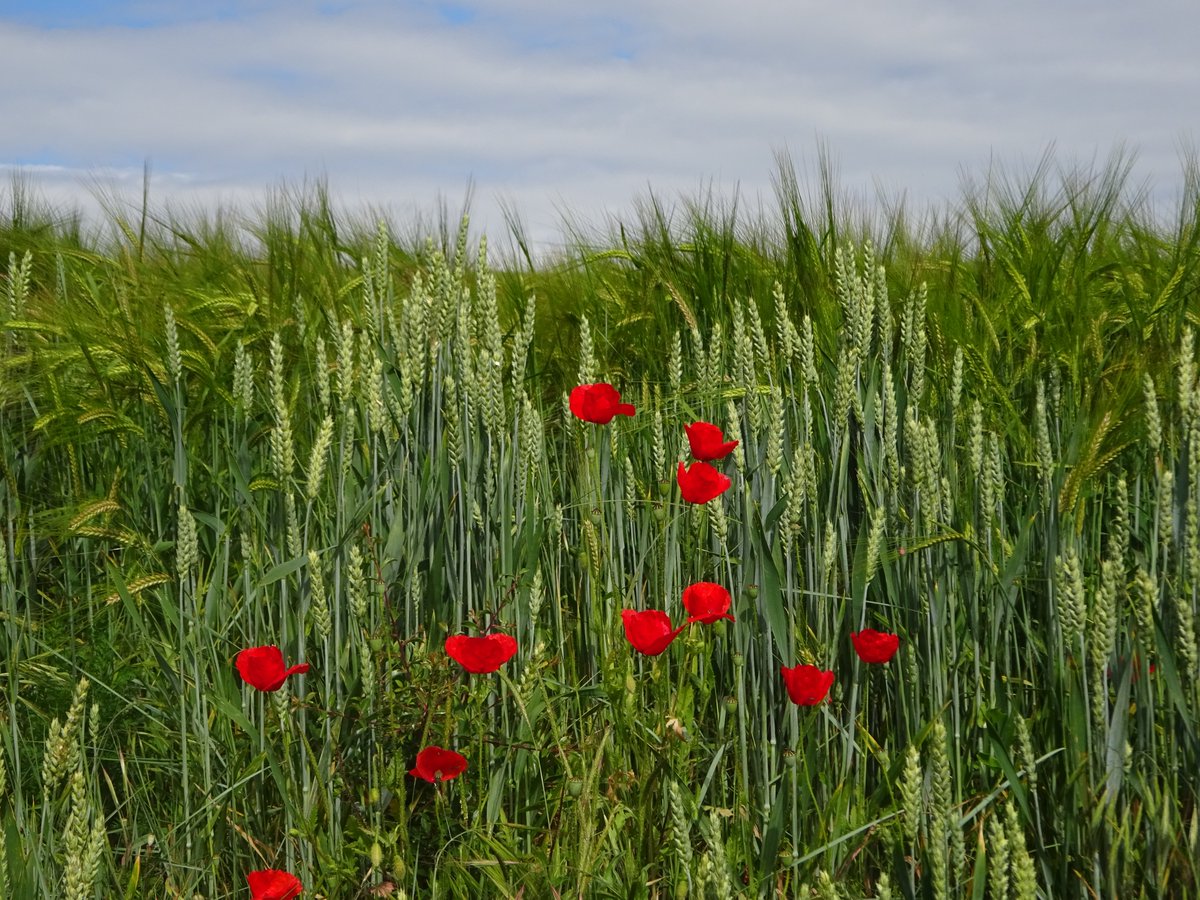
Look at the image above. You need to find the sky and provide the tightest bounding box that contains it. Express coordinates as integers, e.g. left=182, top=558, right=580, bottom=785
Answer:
left=1, top=0, right=1197, bottom=254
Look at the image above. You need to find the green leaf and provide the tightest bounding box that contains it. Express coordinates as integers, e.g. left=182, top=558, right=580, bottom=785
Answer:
left=751, top=517, right=790, bottom=663
left=758, top=781, right=788, bottom=885
left=256, top=554, right=309, bottom=589
left=1104, top=662, right=1132, bottom=803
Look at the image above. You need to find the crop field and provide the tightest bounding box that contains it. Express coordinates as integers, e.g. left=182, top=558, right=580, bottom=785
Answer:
left=1, top=161, right=1199, bottom=898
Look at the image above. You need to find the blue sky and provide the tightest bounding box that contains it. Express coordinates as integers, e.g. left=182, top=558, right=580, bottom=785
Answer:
left=2, top=0, right=1197, bottom=252
left=0, top=0, right=268, bottom=28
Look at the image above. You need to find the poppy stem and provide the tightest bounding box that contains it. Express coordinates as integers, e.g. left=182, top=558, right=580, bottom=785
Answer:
left=842, top=656, right=862, bottom=779
left=433, top=777, right=449, bottom=834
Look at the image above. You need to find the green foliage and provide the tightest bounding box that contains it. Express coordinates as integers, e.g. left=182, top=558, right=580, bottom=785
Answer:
left=2, top=156, right=1199, bottom=897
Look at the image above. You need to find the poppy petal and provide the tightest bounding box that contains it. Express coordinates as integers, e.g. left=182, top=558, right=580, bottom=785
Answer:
left=850, top=630, right=900, bottom=664
left=236, top=645, right=309, bottom=693
left=681, top=582, right=735, bottom=625
left=677, top=461, right=732, bottom=504
left=621, top=609, right=685, bottom=656
left=684, top=421, right=740, bottom=461
left=247, top=868, right=303, bottom=900
left=569, top=383, right=636, bottom=424
left=445, top=633, right=519, bottom=674
left=780, top=664, right=835, bottom=705
left=410, top=746, right=469, bottom=782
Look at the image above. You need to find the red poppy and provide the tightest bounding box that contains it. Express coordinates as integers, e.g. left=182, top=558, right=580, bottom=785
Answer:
left=621, top=609, right=686, bottom=656
left=676, top=461, right=732, bottom=504
left=682, top=581, right=735, bottom=625
left=247, top=869, right=303, bottom=900
left=684, top=421, right=740, bottom=461
left=409, top=746, right=469, bottom=783
left=445, top=633, right=519, bottom=674
left=236, top=646, right=311, bottom=692
left=1108, top=654, right=1157, bottom=682
left=780, top=664, right=835, bottom=706
left=850, top=629, right=900, bottom=664
left=569, top=383, right=636, bottom=424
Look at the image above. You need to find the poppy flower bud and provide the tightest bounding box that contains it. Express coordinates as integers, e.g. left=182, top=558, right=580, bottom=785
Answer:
left=370, top=841, right=383, bottom=869
left=569, top=383, right=636, bottom=424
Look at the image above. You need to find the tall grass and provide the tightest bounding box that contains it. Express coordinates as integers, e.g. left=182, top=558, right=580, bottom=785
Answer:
left=1, top=155, right=1198, bottom=898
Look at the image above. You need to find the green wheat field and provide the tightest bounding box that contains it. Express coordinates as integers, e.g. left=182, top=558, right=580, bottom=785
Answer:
left=1, top=157, right=1199, bottom=898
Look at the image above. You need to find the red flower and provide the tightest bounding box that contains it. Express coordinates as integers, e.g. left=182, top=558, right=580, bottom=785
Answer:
left=682, top=581, right=735, bottom=625
left=445, top=633, right=519, bottom=674
left=409, top=746, right=469, bottom=783
left=676, top=461, right=732, bottom=504
left=1108, top=654, right=1157, bottom=682
left=569, top=383, right=636, bottom=424
left=684, top=421, right=739, bottom=461
left=780, top=664, right=835, bottom=706
left=247, top=869, right=303, bottom=900
left=621, top=609, right=686, bottom=656
left=236, top=646, right=311, bottom=693
left=850, top=629, right=900, bottom=664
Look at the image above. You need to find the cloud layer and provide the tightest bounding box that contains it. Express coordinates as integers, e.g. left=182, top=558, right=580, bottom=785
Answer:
left=2, top=0, right=1196, bottom=251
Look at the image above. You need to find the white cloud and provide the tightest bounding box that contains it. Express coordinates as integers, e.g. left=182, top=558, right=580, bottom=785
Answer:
left=1, top=0, right=1196, bottom=254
